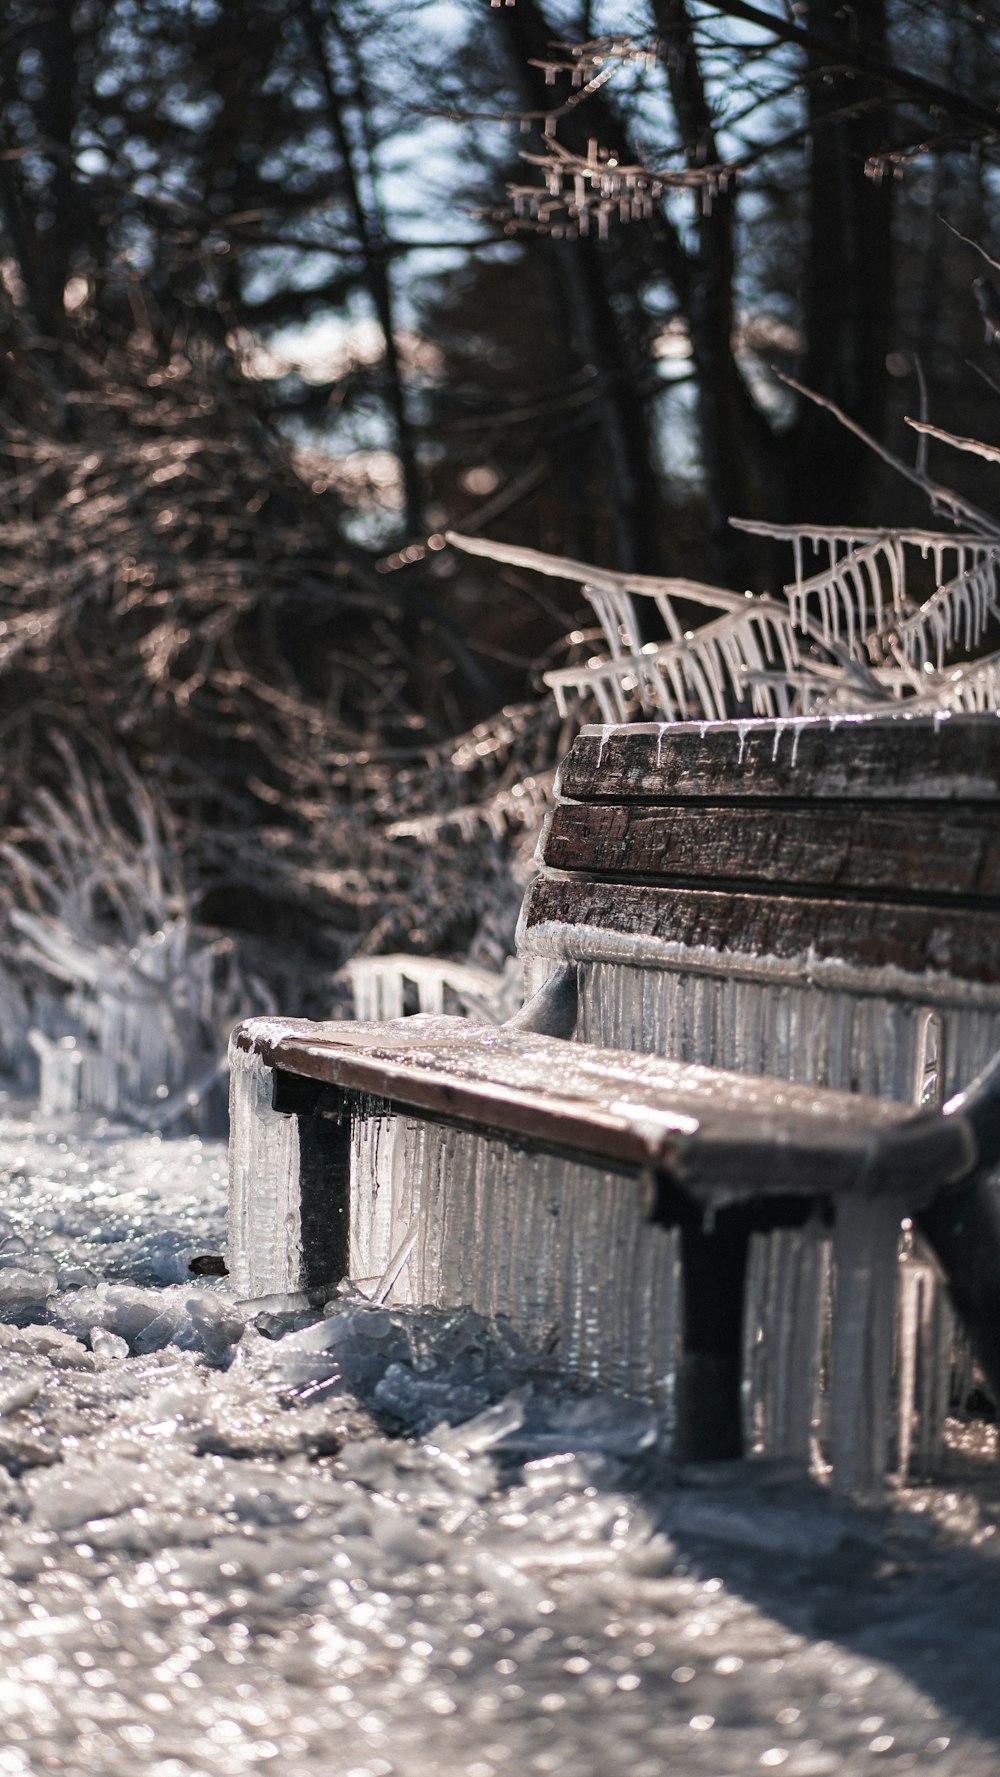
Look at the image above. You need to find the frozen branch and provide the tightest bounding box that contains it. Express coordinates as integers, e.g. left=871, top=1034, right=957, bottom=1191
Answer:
left=777, top=372, right=1000, bottom=537
left=446, top=530, right=748, bottom=609
left=905, top=418, right=1000, bottom=468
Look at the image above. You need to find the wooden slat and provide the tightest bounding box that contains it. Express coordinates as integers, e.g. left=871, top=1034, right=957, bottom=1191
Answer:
left=558, top=716, right=1000, bottom=804
left=235, top=1017, right=969, bottom=1203
left=521, top=875, right=1000, bottom=986
left=541, top=801, right=1000, bottom=900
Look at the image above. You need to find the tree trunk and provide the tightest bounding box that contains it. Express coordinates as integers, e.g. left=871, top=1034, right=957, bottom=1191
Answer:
left=790, top=0, right=894, bottom=521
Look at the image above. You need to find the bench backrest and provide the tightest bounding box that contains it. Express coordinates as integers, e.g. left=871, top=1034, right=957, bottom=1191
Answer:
left=519, top=714, right=1000, bottom=1103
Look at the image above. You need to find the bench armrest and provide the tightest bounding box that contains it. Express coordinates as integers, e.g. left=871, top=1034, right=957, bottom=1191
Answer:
left=945, top=1048, right=1000, bottom=1173
left=502, top=962, right=578, bottom=1039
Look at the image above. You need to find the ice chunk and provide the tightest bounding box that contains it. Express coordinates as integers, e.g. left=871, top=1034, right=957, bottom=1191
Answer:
left=0, top=1370, right=45, bottom=1416
left=27, top=1456, right=146, bottom=1532
left=90, top=1328, right=129, bottom=1365
left=369, top=1510, right=446, bottom=1566
left=0, top=1267, right=57, bottom=1306
left=372, top=1362, right=486, bottom=1430
left=431, top=1389, right=529, bottom=1455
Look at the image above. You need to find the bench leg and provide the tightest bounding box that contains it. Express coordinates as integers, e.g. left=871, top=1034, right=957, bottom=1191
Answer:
left=228, top=1038, right=350, bottom=1299
left=675, top=1218, right=749, bottom=1461
left=287, top=1091, right=352, bottom=1298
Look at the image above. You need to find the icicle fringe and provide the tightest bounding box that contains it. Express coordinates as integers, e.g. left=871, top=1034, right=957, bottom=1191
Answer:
left=449, top=527, right=1000, bottom=723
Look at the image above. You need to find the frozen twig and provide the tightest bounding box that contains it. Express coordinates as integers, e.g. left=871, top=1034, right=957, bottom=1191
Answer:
left=776, top=371, right=1000, bottom=536
left=905, top=417, right=1000, bottom=469
left=939, top=218, right=1000, bottom=278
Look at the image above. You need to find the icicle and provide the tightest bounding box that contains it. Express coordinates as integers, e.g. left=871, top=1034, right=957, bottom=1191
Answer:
left=591, top=675, right=623, bottom=723
left=820, top=579, right=833, bottom=646
left=572, top=960, right=983, bottom=1110
left=840, top=563, right=860, bottom=655
left=696, top=637, right=727, bottom=718
left=654, top=590, right=685, bottom=643
left=719, top=633, right=747, bottom=701
left=343, top=1113, right=682, bottom=1415
left=586, top=585, right=642, bottom=658
left=372, top=1220, right=420, bottom=1304
left=745, top=1224, right=828, bottom=1462
left=343, top=956, right=508, bottom=1024
left=864, top=552, right=883, bottom=634
left=227, top=1036, right=302, bottom=1300
left=888, top=538, right=904, bottom=613
left=642, top=660, right=678, bottom=721
left=28, top=1030, right=83, bottom=1117
left=895, top=1249, right=921, bottom=1481
left=681, top=648, right=717, bottom=721
left=829, top=1196, right=901, bottom=1501
left=896, top=1241, right=956, bottom=1481
left=915, top=1263, right=956, bottom=1475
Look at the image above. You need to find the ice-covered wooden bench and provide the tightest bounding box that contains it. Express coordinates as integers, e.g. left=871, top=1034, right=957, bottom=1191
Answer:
left=228, top=713, right=1000, bottom=1494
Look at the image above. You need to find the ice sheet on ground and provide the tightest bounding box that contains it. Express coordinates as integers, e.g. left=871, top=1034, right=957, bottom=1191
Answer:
left=0, top=1089, right=998, bottom=1775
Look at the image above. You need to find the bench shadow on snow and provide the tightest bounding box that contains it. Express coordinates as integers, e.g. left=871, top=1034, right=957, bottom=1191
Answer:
left=629, top=1448, right=1000, bottom=1751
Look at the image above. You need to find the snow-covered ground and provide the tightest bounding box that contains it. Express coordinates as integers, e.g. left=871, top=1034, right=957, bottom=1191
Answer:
left=0, top=1090, right=998, bottom=1776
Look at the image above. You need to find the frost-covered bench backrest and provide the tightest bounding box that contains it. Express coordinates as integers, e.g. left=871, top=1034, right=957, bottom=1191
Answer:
left=520, top=714, right=1000, bottom=1105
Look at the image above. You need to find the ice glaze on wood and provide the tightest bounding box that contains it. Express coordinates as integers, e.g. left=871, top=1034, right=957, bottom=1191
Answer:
left=521, top=877, right=1000, bottom=990
left=558, top=715, right=1000, bottom=804
left=234, top=1016, right=974, bottom=1207
left=529, top=715, right=1000, bottom=991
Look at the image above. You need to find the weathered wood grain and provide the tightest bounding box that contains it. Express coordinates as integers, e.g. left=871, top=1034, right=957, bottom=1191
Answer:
left=558, top=716, right=1000, bottom=803
left=521, top=875, right=1000, bottom=985
left=235, top=1016, right=966, bottom=1203
left=541, top=800, right=1000, bottom=899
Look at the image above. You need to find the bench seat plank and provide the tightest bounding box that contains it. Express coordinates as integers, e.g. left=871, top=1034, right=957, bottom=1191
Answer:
left=558, top=716, right=1000, bottom=804
left=235, top=1016, right=973, bottom=1205
left=542, top=800, right=1000, bottom=899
